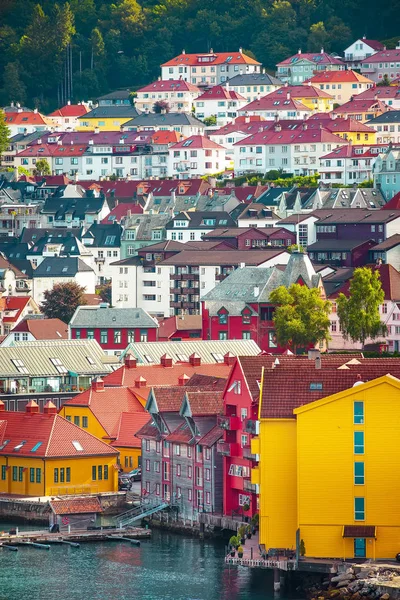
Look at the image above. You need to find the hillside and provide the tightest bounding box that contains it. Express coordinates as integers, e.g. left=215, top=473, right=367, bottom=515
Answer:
left=0, top=0, right=399, bottom=111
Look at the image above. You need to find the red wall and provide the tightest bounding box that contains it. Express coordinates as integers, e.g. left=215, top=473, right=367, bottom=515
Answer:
left=71, top=326, right=158, bottom=350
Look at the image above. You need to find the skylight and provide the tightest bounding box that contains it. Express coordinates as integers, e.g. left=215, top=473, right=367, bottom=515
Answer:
left=50, top=358, right=68, bottom=374
left=72, top=440, right=84, bottom=451
left=212, top=353, right=224, bottom=363
left=176, top=354, right=189, bottom=362
left=14, top=441, right=27, bottom=451
left=11, top=359, right=28, bottom=374
left=310, top=382, right=323, bottom=390
left=31, top=442, right=43, bottom=453
left=0, top=440, right=10, bottom=451
left=86, top=356, right=95, bottom=365
left=144, top=355, right=154, bottom=364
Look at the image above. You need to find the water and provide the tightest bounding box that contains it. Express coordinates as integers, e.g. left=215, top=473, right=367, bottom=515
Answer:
left=0, top=525, right=288, bottom=600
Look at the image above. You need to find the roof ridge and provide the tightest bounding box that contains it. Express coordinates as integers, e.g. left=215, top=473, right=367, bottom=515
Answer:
left=45, top=414, right=58, bottom=457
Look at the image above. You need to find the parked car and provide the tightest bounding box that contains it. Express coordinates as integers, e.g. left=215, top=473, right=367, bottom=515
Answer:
left=128, top=467, right=142, bottom=482
left=118, top=475, right=131, bottom=491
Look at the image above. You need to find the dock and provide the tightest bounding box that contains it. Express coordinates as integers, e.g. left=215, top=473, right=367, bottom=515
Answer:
left=0, top=526, right=151, bottom=546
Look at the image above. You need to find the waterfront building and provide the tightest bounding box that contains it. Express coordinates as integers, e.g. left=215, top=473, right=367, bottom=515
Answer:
left=0, top=399, right=118, bottom=497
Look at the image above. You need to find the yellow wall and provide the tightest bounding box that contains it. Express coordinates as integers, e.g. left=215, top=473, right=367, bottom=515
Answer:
left=295, top=97, right=333, bottom=112
left=76, top=118, right=132, bottom=131
left=296, top=378, right=400, bottom=560
left=117, top=447, right=141, bottom=472
left=256, top=419, right=297, bottom=552
left=334, top=130, right=376, bottom=144
left=311, top=82, right=373, bottom=105
left=0, top=455, right=118, bottom=496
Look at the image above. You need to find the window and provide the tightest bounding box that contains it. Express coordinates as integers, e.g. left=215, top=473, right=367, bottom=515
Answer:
left=242, top=312, right=251, bottom=324
left=188, top=488, right=193, bottom=501
left=98, top=465, right=103, bottom=480
left=60, top=468, right=65, bottom=483
left=74, top=416, right=80, bottom=427
left=145, top=439, right=150, bottom=452
left=92, top=465, right=96, bottom=480
left=175, top=444, right=180, bottom=456
left=140, top=329, right=148, bottom=342
left=177, top=464, right=181, bottom=476
left=12, top=466, right=17, bottom=481
left=218, top=312, right=228, bottom=325
left=242, top=331, right=251, bottom=339
left=100, top=330, right=108, bottom=344
left=30, top=467, right=35, bottom=483
left=355, top=497, right=365, bottom=521
left=145, top=459, right=150, bottom=472
left=354, top=401, right=364, bottom=424
left=114, top=330, right=121, bottom=344
left=188, top=465, right=192, bottom=478
left=36, top=468, right=41, bottom=483
left=219, top=331, right=228, bottom=340
left=155, top=461, right=160, bottom=473
left=54, top=468, right=59, bottom=483
left=355, top=462, right=364, bottom=485
left=1, top=465, right=6, bottom=480
left=205, top=468, right=211, bottom=481
left=354, top=431, right=364, bottom=454
left=82, top=416, right=88, bottom=428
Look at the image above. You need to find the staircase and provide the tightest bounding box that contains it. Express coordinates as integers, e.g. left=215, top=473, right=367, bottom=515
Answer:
left=114, top=497, right=170, bottom=528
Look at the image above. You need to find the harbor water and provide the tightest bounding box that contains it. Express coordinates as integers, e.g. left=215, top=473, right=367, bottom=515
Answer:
left=0, top=525, right=293, bottom=600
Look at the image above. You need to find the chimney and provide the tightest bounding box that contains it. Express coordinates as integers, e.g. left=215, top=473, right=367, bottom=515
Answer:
left=135, top=376, right=147, bottom=388
left=315, top=356, right=321, bottom=370
left=239, top=262, right=245, bottom=268
left=161, top=353, right=173, bottom=367
left=298, top=48, right=302, bottom=54
left=239, top=47, right=243, bottom=54
left=321, top=47, right=324, bottom=54
left=34, top=108, right=38, bottom=114
left=189, top=353, right=201, bottom=366
left=308, top=348, right=321, bottom=361
left=274, top=122, right=282, bottom=132
left=125, top=354, right=137, bottom=369
left=302, top=121, right=308, bottom=130
left=182, top=49, right=186, bottom=54
left=67, top=100, right=71, bottom=106
left=37, top=138, right=42, bottom=145
left=94, top=127, right=100, bottom=134
left=245, top=116, right=250, bottom=123
left=224, top=352, right=236, bottom=366
left=286, top=92, right=291, bottom=101
left=0, top=400, right=4, bottom=412
left=89, top=139, right=94, bottom=145
left=44, top=400, right=57, bottom=415
left=91, top=376, right=104, bottom=392
left=26, top=400, right=39, bottom=414
left=178, top=373, right=190, bottom=386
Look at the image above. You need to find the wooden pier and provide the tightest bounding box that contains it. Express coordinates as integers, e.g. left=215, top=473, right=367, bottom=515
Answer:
left=0, top=526, right=151, bottom=547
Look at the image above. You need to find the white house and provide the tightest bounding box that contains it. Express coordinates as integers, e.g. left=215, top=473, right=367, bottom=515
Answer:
left=319, top=144, right=387, bottom=185
left=135, top=79, right=200, bottom=113
left=165, top=211, right=237, bottom=243
left=223, top=72, right=283, bottom=103
left=168, top=135, right=226, bottom=178
left=82, top=223, right=122, bottom=285
left=234, top=123, right=348, bottom=175
left=367, top=111, right=400, bottom=144
left=32, top=257, right=96, bottom=305
left=343, top=37, right=384, bottom=68
left=194, top=85, right=247, bottom=126
left=239, top=93, right=312, bottom=120
left=47, top=102, right=90, bottom=131
left=161, top=49, right=261, bottom=86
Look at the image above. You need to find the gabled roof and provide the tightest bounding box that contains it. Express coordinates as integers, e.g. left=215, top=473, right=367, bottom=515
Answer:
left=70, top=306, right=157, bottom=330
left=0, top=410, right=118, bottom=458
left=166, top=210, right=235, bottom=229
left=162, top=51, right=261, bottom=67
left=361, top=49, right=400, bottom=64
left=225, top=73, right=282, bottom=86
left=158, top=249, right=286, bottom=266
left=171, top=135, right=225, bottom=150
left=82, top=222, right=122, bottom=247
left=4, top=111, right=47, bottom=126
left=353, top=39, right=384, bottom=51
left=50, top=497, right=102, bottom=515
left=312, top=208, right=400, bottom=224
left=308, top=239, right=375, bottom=251
left=48, top=104, right=89, bottom=118
left=33, top=257, right=93, bottom=277
left=356, top=86, right=400, bottom=101
left=123, top=112, right=204, bottom=128
left=80, top=105, right=140, bottom=119
left=306, top=71, right=373, bottom=84
left=151, top=131, right=182, bottom=145
left=137, top=79, right=200, bottom=93
left=0, top=296, right=35, bottom=324
left=110, top=412, right=151, bottom=448
left=277, top=52, right=344, bottom=66
left=158, top=315, right=202, bottom=339
left=382, top=192, right=400, bottom=210
left=370, top=233, right=400, bottom=250
left=11, top=318, right=68, bottom=339
left=182, top=390, right=224, bottom=416
left=241, top=96, right=311, bottom=113
left=235, top=127, right=345, bottom=146
left=195, top=85, right=246, bottom=101
left=41, top=196, right=106, bottom=221
left=367, top=110, right=400, bottom=124
left=328, top=264, right=400, bottom=302
left=333, top=98, right=389, bottom=114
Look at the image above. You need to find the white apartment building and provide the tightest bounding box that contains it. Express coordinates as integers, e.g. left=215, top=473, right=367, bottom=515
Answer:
left=319, top=144, right=386, bottom=185
left=168, top=136, right=226, bottom=179
left=32, top=257, right=96, bottom=305
left=223, top=72, right=283, bottom=102
left=161, top=49, right=261, bottom=86
left=135, top=79, right=200, bottom=113
left=234, top=125, right=347, bottom=175
left=194, top=85, right=247, bottom=126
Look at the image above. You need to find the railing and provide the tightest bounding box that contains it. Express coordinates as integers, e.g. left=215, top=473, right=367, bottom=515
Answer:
left=243, top=480, right=259, bottom=494
left=242, top=447, right=259, bottom=461
left=244, top=420, right=259, bottom=435
left=225, top=556, right=297, bottom=570
left=218, top=415, right=241, bottom=431
left=217, top=441, right=240, bottom=457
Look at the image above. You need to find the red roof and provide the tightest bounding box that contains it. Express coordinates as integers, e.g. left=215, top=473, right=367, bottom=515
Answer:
left=48, top=104, right=89, bottom=118
left=50, top=497, right=102, bottom=515
left=4, top=111, right=47, bottom=125
left=195, top=85, right=246, bottom=101
left=0, top=411, right=118, bottom=458
left=277, top=52, right=345, bottom=67
left=361, top=49, right=400, bottom=64
left=242, top=96, right=310, bottom=113
left=165, top=422, right=193, bottom=443
left=101, top=203, right=143, bottom=224
left=320, top=144, right=387, bottom=159
left=274, top=85, right=334, bottom=98
left=162, top=51, right=260, bottom=67
left=137, top=79, right=200, bottom=93
left=235, top=127, right=346, bottom=146
left=51, top=145, right=87, bottom=157
left=110, top=412, right=151, bottom=448
left=0, top=297, right=33, bottom=324
left=328, top=264, right=400, bottom=302
left=158, top=315, right=202, bottom=340
left=63, top=386, right=145, bottom=439
left=151, top=131, right=182, bottom=145
left=333, top=99, right=390, bottom=114
left=199, top=424, right=224, bottom=447
left=356, top=86, right=400, bottom=100
left=382, top=191, right=400, bottom=210
left=357, top=39, right=384, bottom=51
left=11, top=318, right=68, bottom=339
left=171, top=135, right=225, bottom=150
left=185, top=390, right=224, bottom=415
left=306, top=71, right=373, bottom=83
left=16, top=144, right=58, bottom=157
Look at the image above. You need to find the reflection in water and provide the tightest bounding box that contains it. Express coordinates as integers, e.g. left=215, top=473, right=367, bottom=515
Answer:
left=0, top=526, right=292, bottom=600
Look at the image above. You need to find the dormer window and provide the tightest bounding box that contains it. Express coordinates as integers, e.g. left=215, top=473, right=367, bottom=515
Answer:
left=218, top=308, right=228, bottom=325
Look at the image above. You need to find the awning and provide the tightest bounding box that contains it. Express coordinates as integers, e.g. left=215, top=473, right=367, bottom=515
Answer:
left=343, top=526, right=376, bottom=538
left=68, top=371, right=79, bottom=377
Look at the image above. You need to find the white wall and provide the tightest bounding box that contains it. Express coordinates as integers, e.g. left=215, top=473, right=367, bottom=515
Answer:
left=32, top=272, right=96, bottom=305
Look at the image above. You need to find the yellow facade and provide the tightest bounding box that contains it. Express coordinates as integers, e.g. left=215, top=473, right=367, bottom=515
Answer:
left=59, top=405, right=141, bottom=473
left=333, top=129, right=376, bottom=144
left=0, top=455, right=118, bottom=496
left=255, top=375, right=400, bottom=560
left=311, top=80, right=373, bottom=105
left=76, top=117, right=133, bottom=131
left=296, top=96, right=334, bottom=113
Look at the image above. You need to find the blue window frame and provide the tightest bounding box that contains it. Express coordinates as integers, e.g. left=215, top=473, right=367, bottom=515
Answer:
left=354, top=401, right=364, bottom=424
left=354, top=431, right=364, bottom=454
left=354, top=462, right=365, bottom=485
left=355, top=497, right=365, bottom=521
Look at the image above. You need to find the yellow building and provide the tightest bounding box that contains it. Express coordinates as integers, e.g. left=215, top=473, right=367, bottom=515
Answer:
left=254, top=364, right=400, bottom=560
left=76, top=105, right=139, bottom=131
left=285, top=85, right=334, bottom=113
left=60, top=378, right=148, bottom=472
left=322, top=118, right=377, bottom=144
left=332, top=98, right=387, bottom=123
left=306, top=71, right=374, bottom=105
left=0, top=399, right=118, bottom=496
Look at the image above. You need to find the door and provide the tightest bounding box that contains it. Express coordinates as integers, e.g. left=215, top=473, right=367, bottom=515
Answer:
left=354, top=538, right=366, bottom=558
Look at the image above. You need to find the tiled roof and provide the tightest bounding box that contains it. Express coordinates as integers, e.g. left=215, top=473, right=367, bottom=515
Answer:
left=101, top=203, right=143, bottom=224
left=195, top=85, right=246, bottom=101
left=137, top=79, right=200, bottom=92
left=135, top=419, right=160, bottom=439
left=151, top=131, right=182, bottom=145
left=333, top=98, right=389, bottom=114
left=356, top=39, right=384, bottom=51
left=260, top=360, right=400, bottom=418
left=235, top=127, right=346, bottom=146
left=199, top=424, right=224, bottom=447
left=48, top=104, right=89, bottom=118
left=70, top=306, right=157, bottom=330
left=63, top=386, right=145, bottom=438
left=225, top=73, right=282, bottom=86
left=366, top=110, right=400, bottom=124
left=111, top=412, right=151, bottom=448
left=151, top=386, right=187, bottom=411
left=124, top=112, right=204, bottom=128
left=308, top=239, right=374, bottom=251
left=312, top=208, right=400, bottom=224
left=162, top=51, right=261, bottom=67
left=277, top=52, right=344, bottom=66
left=185, top=391, right=224, bottom=415
left=0, top=297, right=33, bottom=324
left=11, top=318, right=68, bottom=339
left=81, top=105, right=140, bottom=119
left=165, top=422, right=193, bottom=443
left=369, top=234, right=400, bottom=250
left=185, top=374, right=227, bottom=389
left=241, top=96, right=311, bottom=113
left=33, top=257, right=93, bottom=277
left=171, top=135, right=225, bottom=150
left=50, top=497, right=102, bottom=515
left=356, top=86, right=400, bottom=100
left=4, top=111, right=47, bottom=125
left=343, top=525, right=376, bottom=538
left=328, top=264, right=400, bottom=301
left=158, top=315, right=202, bottom=339
left=0, top=411, right=118, bottom=458
left=361, top=49, right=400, bottom=63
left=306, top=71, right=373, bottom=83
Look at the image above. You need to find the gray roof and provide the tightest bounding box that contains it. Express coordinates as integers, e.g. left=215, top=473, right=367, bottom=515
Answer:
left=70, top=306, right=158, bottom=329
left=33, top=257, right=94, bottom=277
left=121, top=339, right=261, bottom=364
left=202, top=252, right=321, bottom=315
left=166, top=211, right=236, bottom=230
left=367, top=111, right=400, bottom=124
left=0, top=339, right=114, bottom=377
left=83, top=105, right=140, bottom=119
left=97, top=90, right=131, bottom=101
left=123, top=112, right=205, bottom=128
left=226, top=73, right=283, bottom=86
left=307, top=239, right=374, bottom=251
left=124, top=214, right=170, bottom=241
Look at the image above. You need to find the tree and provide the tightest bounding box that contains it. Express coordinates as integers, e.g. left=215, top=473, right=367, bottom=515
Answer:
left=41, top=282, right=87, bottom=324
left=153, top=99, right=170, bottom=113
left=203, top=115, right=217, bottom=126
left=34, top=159, right=51, bottom=175
left=269, top=283, right=331, bottom=353
left=377, top=74, right=391, bottom=87
left=97, top=282, right=111, bottom=305
left=337, top=267, right=387, bottom=348
left=1, top=61, right=26, bottom=106
left=0, top=108, right=10, bottom=156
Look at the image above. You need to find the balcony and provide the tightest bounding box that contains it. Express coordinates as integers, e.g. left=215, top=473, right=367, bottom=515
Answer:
left=244, top=420, right=260, bottom=435
left=217, top=415, right=241, bottom=431
left=95, top=257, right=105, bottom=263
left=170, top=301, right=182, bottom=308
left=243, top=480, right=259, bottom=494
left=217, top=441, right=240, bottom=457
left=242, top=447, right=259, bottom=461
left=181, top=273, right=199, bottom=280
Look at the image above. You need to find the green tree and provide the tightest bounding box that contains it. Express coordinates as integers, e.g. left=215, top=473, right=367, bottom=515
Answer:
left=1, top=61, right=26, bottom=105
left=97, top=281, right=111, bottom=305
left=307, top=22, right=330, bottom=52
left=34, top=158, right=51, bottom=175
left=0, top=109, right=10, bottom=156
left=203, top=115, right=217, bottom=126
left=269, top=283, right=331, bottom=353
left=41, top=281, right=87, bottom=323
left=153, top=99, right=170, bottom=113
left=337, top=267, right=387, bottom=348
left=377, top=74, right=391, bottom=87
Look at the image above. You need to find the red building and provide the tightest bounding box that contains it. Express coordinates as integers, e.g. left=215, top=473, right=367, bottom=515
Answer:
left=69, top=305, right=158, bottom=354
left=202, top=251, right=324, bottom=353
left=158, top=315, right=202, bottom=341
